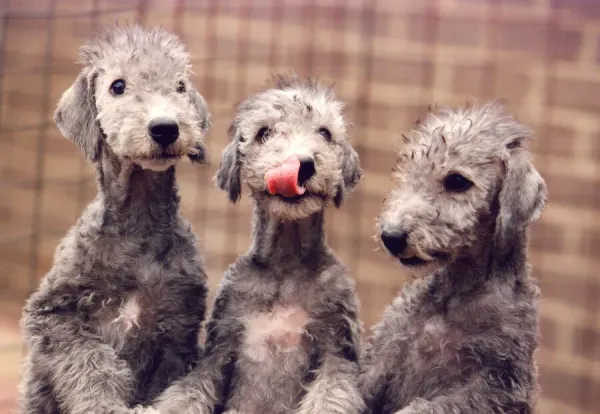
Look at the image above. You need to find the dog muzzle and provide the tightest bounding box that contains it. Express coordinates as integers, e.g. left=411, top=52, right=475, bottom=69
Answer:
left=264, top=156, right=307, bottom=198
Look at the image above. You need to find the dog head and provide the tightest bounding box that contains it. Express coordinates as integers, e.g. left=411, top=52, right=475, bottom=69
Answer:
left=378, top=102, right=547, bottom=276
left=216, top=73, right=362, bottom=221
left=54, top=25, right=210, bottom=171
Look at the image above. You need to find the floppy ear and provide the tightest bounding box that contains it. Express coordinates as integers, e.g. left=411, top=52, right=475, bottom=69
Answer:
left=188, top=87, right=211, bottom=165
left=334, top=141, right=363, bottom=208
left=494, top=146, right=547, bottom=262
left=54, top=68, right=102, bottom=162
left=215, top=122, right=242, bottom=203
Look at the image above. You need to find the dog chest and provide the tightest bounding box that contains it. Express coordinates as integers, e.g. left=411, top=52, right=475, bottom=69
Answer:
left=98, top=292, right=143, bottom=350
left=227, top=305, right=311, bottom=413
left=241, top=305, right=310, bottom=361
left=406, top=316, right=461, bottom=368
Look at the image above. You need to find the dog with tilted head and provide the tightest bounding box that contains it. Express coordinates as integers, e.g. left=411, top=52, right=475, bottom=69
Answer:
left=151, top=74, right=365, bottom=414
left=20, top=25, right=211, bottom=414
left=360, top=103, right=547, bottom=414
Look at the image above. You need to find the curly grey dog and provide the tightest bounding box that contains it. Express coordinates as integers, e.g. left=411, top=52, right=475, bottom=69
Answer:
left=151, top=74, right=364, bottom=414
left=19, top=26, right=211, bottom=414
left=360, top=103, right=547, bottom=414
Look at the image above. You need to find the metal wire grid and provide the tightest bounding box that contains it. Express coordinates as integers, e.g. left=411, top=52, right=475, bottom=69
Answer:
left=0, top=0, right=390, bottom=294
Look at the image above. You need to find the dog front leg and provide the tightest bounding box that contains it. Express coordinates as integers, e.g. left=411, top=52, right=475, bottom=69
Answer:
left=296, top=302, right=364, bottom=414
left=31, top=320, right=135, bottom=414
left=359, top=321, right=396, bottom=414
left=150, top=369, right=219, bottom=414
left=151, top=291, right=240, bottom=414
left=21, top=286, right=139, bottom=414
left=295, top=354, right=364, bottom=414
left=359, top=305, right=411, bottom=414
left=394, top=379, right=533, bottom=414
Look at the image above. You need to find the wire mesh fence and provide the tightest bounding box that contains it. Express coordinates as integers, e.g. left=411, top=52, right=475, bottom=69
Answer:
left=1, top=0, right=599, bottom=412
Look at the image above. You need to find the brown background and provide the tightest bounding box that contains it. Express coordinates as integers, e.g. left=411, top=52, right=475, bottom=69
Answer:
left=1, top=0, right=599, bottom=413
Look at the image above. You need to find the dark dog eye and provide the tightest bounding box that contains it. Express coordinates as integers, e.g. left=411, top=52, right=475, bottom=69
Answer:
left=506, top=139, right=521, bottom=149
left=317, top=127, right=332, bottom=142
left=255, top=126, right=270, bottom=142
left=110, top=79, right=126, bottom=95
left=177, top=81, right=186, bottom=93
left=443, top=173, right=473, bottom=192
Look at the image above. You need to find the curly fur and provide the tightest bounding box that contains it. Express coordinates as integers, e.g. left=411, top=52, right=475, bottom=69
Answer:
left=19, top=25, right=210, bottom=414
left=360, top=103, right=548, bottom=414
left=151, top=73, right=364, bottom=414
left=216, top=73, right=362, bottom=219
left=54, top=24, right=210, bottom=168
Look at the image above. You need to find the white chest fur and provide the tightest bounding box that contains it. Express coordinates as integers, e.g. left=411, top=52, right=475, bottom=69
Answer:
left=242, top=306, right=309, bottom=362
left=99, top=293, right=142, bottom=350
left=113, top=294, right=142, bottom=331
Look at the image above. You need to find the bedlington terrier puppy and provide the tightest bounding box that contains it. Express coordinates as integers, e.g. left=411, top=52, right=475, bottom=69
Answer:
left=151, top=74, right=364, bottom=414
left=360, top=103, right=547, bottom=414
left=19, top=25, right=211, bottom=414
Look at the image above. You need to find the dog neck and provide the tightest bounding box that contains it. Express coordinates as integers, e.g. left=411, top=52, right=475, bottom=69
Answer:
left=433, top=228, right=529, bottom=297
left=93, top=149, right=180, bottom=235
left=249, top=202, right=326, bottom=266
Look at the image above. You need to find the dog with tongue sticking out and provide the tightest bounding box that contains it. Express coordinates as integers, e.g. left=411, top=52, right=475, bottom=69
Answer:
left=150, top=73, right=364, bottom=414
left=265, top=156, right=313, bottom=198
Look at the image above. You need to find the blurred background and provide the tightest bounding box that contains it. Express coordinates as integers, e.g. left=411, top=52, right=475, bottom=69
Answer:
left=0, top=0, right=599, bottom=412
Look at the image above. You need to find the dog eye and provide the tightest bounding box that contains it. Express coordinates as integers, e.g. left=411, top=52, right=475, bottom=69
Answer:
left=176, top=81, right=186, bottom=93
left=506, top=139, right=521, bottom=149
left=317, top=127, right=332, bottom=142
left=255, top=126, right=270, bottom=143
left=443, top=173, right=473, bottom=192
left=110, top=79, right=126, bottom=95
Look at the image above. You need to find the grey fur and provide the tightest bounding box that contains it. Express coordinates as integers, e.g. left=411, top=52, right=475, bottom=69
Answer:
left=152, top=74, right=364, bottom=414
left=20, top=25, right=210, bottom=414
left=360, top=103, right=547, bottom=414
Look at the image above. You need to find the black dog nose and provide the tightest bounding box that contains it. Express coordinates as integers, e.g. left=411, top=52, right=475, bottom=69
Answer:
left=149, top=118, right=179, bottom=147
left=297, top=157, right=316, bottom=186
left=381, top=231, right=408, bottom=255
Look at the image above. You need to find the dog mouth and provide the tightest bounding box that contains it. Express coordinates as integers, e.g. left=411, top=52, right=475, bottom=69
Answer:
left=264, top=190, right=327, bottom=203
left=130, top=152, right=182, bottom=162
left=147, top=152, right=180, bottom=160
left=398, top=252, right=450, bottom=267
left=399, top=256, right=429, bottom=267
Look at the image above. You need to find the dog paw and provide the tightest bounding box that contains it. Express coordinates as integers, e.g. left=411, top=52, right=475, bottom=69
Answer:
left=394, top=409, right=418, bottom=414
left=130, top=406, right=160, bottom=414
left=394, top=398, right=432, bottom=414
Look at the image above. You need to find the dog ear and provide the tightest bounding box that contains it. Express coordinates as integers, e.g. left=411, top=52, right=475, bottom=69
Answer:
left=494, top=142, right=547, bottom=261
left=188, top=87, right=211, bottom=165
left=54, top=68, right=102, bottom=162
left=215, top=122, right=242, bottom=203
left=334, top=141, right=363, bottom=208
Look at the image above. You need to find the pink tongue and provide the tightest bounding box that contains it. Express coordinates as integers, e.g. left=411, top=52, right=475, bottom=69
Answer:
left=265, top=157, right=306, bottom=197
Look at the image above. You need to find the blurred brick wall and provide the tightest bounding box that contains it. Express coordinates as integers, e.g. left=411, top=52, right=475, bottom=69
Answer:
left=1, top=0, right=599, bottom=413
